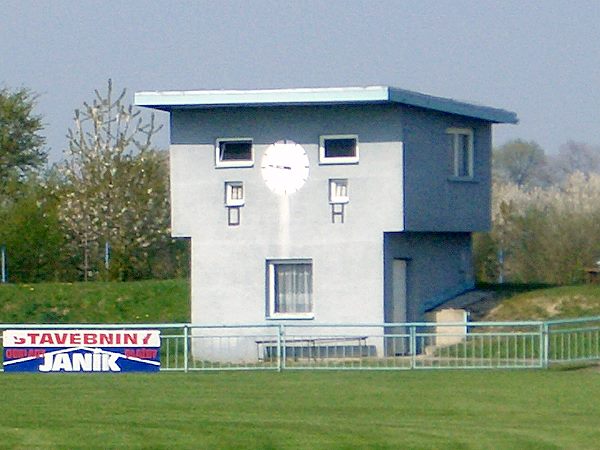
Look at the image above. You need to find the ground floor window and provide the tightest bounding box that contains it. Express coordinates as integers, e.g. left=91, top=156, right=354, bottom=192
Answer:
left=267, top=259, right=313, bottom=318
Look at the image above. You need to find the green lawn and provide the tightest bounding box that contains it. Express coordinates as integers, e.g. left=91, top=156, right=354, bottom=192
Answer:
left=2, top=283, right=600, bottom=448
left=0, top=279, right=190, bottom=324
left=1, top=370, right=599, bottom=449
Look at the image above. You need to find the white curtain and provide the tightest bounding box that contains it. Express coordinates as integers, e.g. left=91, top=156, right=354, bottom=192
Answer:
left=275, top=263, right=312, bottom=313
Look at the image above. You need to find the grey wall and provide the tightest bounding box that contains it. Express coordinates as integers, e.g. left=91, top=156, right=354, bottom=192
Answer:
left=402, top=106, right=492, bottom=232
left=383, top=232, right=474, bottom=323
left=171, top=103, right=494, bottom=236
left=170, top=104, right=404, bottom=326
left=168, top=102, right=489, bottom=328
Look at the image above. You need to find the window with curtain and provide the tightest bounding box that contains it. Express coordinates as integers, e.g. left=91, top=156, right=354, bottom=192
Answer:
left=267, top=260, right=313, bottom=317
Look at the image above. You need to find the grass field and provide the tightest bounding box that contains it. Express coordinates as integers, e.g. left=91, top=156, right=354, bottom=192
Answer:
left=0, top=279, right=189, bottom=324
left=2, top=282, right=600, bottom=448
left=1, top=370, right=599, bottom=449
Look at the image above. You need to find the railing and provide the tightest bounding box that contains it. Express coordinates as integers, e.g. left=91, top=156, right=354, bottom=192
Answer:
left=546, top=316, right=600, bottom=364
left=2, top=317, right=600, bottom=372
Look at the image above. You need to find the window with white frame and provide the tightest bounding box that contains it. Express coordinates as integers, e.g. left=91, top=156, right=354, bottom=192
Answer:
left=215, top=138, right=253, bottom=168
left=319, top=135, right=359, bottom=164
left=225, top=181, right=244, bottom=206
left=267, top=260, right=313, bottom=318
left=329, top=178, right=349, bottom=204
left=447, top=128, right=473, bottom=178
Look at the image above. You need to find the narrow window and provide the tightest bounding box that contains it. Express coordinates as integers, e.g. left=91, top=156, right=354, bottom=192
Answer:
left=447, top=128, right=473, bottom=178
left=329, top=179, right=349, bottom=204
left=215, top=138, right=253, bottom=168
left=227, top=207, right=241, bottom=226
left=225, top=181, right=244, bottom=206
left=267, top=260, right=313, bottom=318
left=225, top=181, right=244, bottom=226
left=319, top=135, right=359, bottom=164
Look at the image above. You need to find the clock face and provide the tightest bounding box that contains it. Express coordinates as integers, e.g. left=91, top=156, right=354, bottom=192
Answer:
left=261, top=140, right=310, bottom=195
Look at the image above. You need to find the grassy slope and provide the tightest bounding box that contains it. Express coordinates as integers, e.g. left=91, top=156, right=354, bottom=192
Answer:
left=1, top=371, right=600, bottom=449
left=2, top=280, right=600, bottom=324
left=0, top=279, right=190, bottom=324
left=482, top=284, right=600, bottom=321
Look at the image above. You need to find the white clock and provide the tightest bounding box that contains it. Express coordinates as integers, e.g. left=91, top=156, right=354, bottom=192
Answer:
left=261, top=140, right=310, bottom=195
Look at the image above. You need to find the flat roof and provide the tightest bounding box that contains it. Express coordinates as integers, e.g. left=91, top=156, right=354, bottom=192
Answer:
left=134, top=86, right=518, bottom=124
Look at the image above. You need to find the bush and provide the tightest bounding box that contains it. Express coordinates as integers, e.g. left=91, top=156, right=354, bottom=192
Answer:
left=476, top=172, right=600, bottom=284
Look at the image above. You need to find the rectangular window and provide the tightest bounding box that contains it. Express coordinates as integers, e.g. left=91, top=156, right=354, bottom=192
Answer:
left=267, top=260, right=313, bottom=318
left=319, top=135, right=359, bottom=164
left=225, top=181, right=244, bottom=206
left=329, top=179, right=349, bottom=204
left=215, top=138, right=253, bottom=168
left=227, top=207, right=240, bottom=226
left=447, top=128, right=473, bottom=178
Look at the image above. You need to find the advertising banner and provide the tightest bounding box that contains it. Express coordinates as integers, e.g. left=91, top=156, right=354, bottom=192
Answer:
left=2, top=329, right=161, bottom=373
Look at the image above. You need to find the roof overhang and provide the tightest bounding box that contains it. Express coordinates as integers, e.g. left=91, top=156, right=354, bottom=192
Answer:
left=134, top=86, right=518, bottom=124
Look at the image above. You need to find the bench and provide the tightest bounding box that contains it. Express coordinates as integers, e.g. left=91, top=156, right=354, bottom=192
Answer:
left=256, top=336, right=370, bottom=361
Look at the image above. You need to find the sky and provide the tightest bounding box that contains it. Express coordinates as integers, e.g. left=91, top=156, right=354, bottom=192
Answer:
left=2, top=0, right=600, bottom=163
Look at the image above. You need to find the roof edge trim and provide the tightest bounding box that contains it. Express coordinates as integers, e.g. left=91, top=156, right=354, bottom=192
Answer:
left=134, top=86, right=518, bottom=124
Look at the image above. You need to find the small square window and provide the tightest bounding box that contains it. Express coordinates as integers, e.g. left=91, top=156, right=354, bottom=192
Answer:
left=319, top=135, right=359, bottom=164
left=215, top=138, right=253, bottom=168
left=447, top=128, right=473, bottom=178
left=267, top=260, right=313, bottom=319
left=225, top=181, right=244, bottom=206
left=329, top=179, right=349, bottom=204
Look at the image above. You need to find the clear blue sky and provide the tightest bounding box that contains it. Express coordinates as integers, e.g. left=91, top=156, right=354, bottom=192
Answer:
left=2, top=0, right=600, bottom=162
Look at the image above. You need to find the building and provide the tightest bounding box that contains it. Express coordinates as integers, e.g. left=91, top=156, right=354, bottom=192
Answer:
left=135, top=86, right=517, bottom=360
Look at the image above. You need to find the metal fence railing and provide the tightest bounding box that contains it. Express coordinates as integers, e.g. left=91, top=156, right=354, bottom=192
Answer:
left=546, top=316, right=600, bottom=364
left=2, top=317, right=600, bottom=372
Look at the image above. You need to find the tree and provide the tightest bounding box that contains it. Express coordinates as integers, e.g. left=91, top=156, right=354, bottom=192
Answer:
left=59, top=80, right=169, bottom=281
left=474, top=173, right=600, bottom=284
left=548, top=141, right=600, bottom=182
left=0, top=87, right=46, bottom=188
left=493, top=139, right=547, bottom=188
left=0, top=171, right=69, bottom=282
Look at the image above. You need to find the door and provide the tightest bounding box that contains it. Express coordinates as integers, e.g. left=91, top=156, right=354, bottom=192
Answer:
left=387, top=259, right=408, bottom=356
left=391, top=259, right=407, bottom=324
